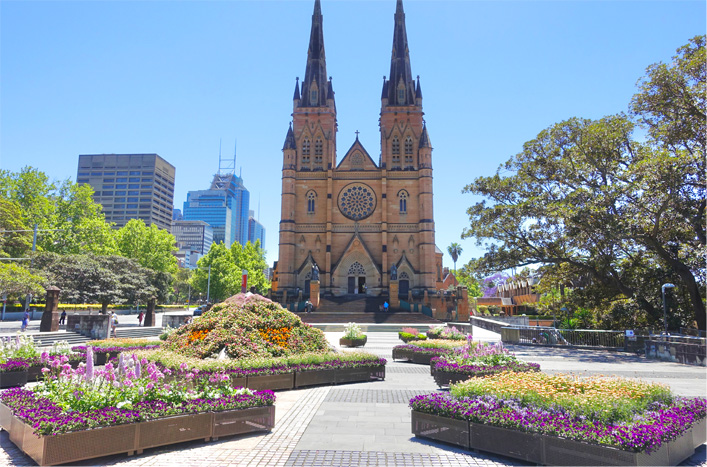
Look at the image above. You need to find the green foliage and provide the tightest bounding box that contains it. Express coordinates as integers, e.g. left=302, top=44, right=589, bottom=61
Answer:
left=343, top=322, right=365, bottom=339
left=0, top=263, right=45, bottom=298
left=192, top=242, right=239, bottom=303
left=0, top=199, right=32, bottom=258
left=116, top=219, right=177, bottom=274
left=462, top=37, right=706, bottom=330
left=447, top=242, right=463, bottom=273
left=230, top=240, right=270, bottom=294
left=455, top=263, right=483, bottom=297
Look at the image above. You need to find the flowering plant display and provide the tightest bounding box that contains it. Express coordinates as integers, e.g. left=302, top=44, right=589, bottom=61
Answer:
left=410, top=373, right=706, bottom=454
left=393, top=339, right=465, bottom=356
left=426, top=325, right=466, bottom=340
left=342, top=322, right=365, bottom=340
left=163, top=294, right=329, bottom=359
left=71, top=338, right=162, bottom=354
left=398, top=327, right=426, bottom=342
left=0, top=360, right=30, bottom=373
left=0, top=334, right=40, bottom=363
left=431, top=340, right=539, bottom=375
left=0, top=348, right=276, bottom=436
left=134, top=349, right=386, bottom=378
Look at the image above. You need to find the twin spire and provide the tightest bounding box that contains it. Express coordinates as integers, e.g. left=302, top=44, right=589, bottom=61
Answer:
left=293, top=0, right=419, bottom=109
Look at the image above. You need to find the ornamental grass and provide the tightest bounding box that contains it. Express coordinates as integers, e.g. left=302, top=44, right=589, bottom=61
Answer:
left=163, top=294, right=329, bottom=359
left=450, top=371, right=672, bottom=425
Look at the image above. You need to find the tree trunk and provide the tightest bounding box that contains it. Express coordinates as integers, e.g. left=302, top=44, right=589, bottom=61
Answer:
left=101, top=302, right=108, bottom=314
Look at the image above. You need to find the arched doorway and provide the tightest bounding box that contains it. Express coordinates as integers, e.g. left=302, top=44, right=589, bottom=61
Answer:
left=347, top=262, right=366, bottom=294
left=399, top=271, right=410, bottom=298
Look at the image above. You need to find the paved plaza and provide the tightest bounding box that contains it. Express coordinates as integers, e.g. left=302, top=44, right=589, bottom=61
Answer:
left=0, top=326, right=705, bottom=466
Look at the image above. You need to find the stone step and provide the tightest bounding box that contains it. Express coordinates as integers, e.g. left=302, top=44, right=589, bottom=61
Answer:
left=296, top=311, right=442, bottom=325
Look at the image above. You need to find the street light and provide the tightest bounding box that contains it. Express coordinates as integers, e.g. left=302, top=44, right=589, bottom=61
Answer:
left=662, top=283, right=676, bottom=336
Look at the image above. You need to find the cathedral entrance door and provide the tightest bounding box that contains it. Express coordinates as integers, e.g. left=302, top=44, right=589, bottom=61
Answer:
left=348, top=277, right=356, bottom=294
left=399, top=280, right=409, bottom=298
left=304, top=280, right=310, bottom=296
left=358, top=277, right=366, bottom=294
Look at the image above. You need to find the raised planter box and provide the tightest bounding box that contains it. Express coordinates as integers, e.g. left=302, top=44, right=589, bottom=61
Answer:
left=432, top=369, right=473, bottom=387
left=247, top=373, right=295, bottom=391
left=230, top=375, right=247, bottom=388
left=411, top=410, right=704, bottom=466
left=335, top=365, right=385, bottom=384
left=0, top=371, right=27, bottom=389
left=5, top=406, right=275, bottom=465
left=339, top=336, right=367, bottom=347
left=212, top=405, right=275, bottom=440
left=294, top=369, right=337, bottom=388
left=392, top=347, right=413, bottom=361
left=26, top=365, right=43, bottom=382
left=0, top=402, right=12, bottom=431
left=137, top=412, right=212, bottom=453
left=411, top=353, right=435, bottom=365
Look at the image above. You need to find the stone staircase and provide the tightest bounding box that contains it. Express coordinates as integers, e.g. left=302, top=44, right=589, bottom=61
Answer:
left=297, top=295, right=441, bottom=324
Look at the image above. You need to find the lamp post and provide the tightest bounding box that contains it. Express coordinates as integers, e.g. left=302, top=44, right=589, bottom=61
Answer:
left=661, top=283, right=675, bottom=336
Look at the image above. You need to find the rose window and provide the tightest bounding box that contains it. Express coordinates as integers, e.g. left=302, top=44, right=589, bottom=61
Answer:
left=338, top=183, right=376, bottom=221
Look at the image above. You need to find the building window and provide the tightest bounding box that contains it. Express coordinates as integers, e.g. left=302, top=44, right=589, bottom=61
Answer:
left=302, top=138, right=310, bottom=155
left=398, top=190, right=408, bottom=214
left=307, top=191, right=316, bottom=214
left=315, top=138, right=323, bottom=156
left=397, top=84, right=406, bottom=105
left=405, top=137, right=413, bottom=154
left=392, top=137, right=400, bottom=155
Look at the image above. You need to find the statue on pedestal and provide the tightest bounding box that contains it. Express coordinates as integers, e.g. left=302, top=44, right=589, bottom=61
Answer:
left=312, top=263, right=320, bottom=281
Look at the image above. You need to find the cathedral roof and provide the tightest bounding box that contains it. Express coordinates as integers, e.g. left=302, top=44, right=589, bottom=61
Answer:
left=283, top=123, right=296, bottom=150
left=383, top=0, right=416, bottom=106
left=299, top=0, right=334, bottom=108
left=419, top=123, right=431, bottom=148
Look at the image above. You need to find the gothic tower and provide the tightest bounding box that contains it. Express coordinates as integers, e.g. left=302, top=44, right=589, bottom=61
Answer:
left=276, top=0, right=438, bottom=299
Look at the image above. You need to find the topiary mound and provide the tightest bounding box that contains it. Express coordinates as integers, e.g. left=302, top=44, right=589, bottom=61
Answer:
left=164, top=293, right=330, bottom=359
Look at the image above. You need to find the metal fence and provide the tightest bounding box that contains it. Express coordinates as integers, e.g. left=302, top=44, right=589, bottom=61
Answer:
left=504, top=325, right=625, bottom=349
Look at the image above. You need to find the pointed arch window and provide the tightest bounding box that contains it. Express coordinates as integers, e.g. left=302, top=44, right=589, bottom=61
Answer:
left=397, top=83, right=406, bottom=105
left=310, top=82, right=319, bottom=106
left=314, top=138, right=323, bottom=156
left=307, top=190, right=316, bottom=214
left=302, top=138, right=311, bottom=155
left=398, top=190, right=408, bottom=214
left=392, top=137, right=400, bottom=155
left=404, top=137, right=413, bottom=154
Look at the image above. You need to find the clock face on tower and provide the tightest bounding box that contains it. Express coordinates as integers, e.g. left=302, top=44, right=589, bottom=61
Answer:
left=338, top=183, right=376, bottom=221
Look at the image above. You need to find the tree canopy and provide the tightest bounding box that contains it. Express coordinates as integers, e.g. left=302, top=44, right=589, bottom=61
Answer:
left=462, top=36, right=706, bottom=330
left=0, top=263, right=45, bottom=298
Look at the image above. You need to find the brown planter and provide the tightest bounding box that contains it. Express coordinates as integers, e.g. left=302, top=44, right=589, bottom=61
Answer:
left=432, top=369, right=473, bottom=387
left=411, top=411, right=470, bottom=448
left=230, top=375, right=247, bottom=388
left=339, top=336, right=367, bottom=347
left=0, top=371, right=28, bottom=389
left=137, top=412, right=212, bottom=453
left=392, top=347, right=413, bottom=361
left=412, top=410, right=703, bottom=466
left=335, top=365, right=385, bottom=384
left=247, top=373, right=295, bottom=391
left=14, top=417, right=138, bottom=466
left=26, top=364, right=43, bottom=382
left=410, top=353, right=434, bottom=365
left=0, top=402, right=12, bottom=431
left=212, top=406, right=275, bottom=440
left=294, top=369, right=337, bottom=388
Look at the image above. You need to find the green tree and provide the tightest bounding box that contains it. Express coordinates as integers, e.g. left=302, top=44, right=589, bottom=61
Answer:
left=173, top=267, right=193, bottom=304
left=0, top=263, right=45, bottom=298
left=447, top=242, right=463, bottom=274
left=455, top=263, right=483, bottom=297
left=0, top=199, right=33, bottom=258
left=230, top=240, right=270, bottom=294
left=116, top=219, right=178, bottom=274
left=192, top=243, right=239, bottom=303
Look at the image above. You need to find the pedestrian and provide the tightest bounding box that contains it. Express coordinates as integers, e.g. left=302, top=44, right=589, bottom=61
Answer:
left=305, top=300, right=312, bottom=313
left=383, top=301, right=389, bottom=312
left=59, top=310, right=67, bottom=325
left=21, top=309, right=30, bottom=332
left=138, top=311, right=144, bottom=326
left=110, top=311, right=119, bottom=338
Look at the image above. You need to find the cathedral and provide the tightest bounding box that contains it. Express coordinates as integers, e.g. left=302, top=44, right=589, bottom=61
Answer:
left=275, top=0, right=442, bottom=299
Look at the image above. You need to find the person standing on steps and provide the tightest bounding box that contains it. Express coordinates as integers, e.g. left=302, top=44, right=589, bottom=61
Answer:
left=383, top=301, right=389, bottom=312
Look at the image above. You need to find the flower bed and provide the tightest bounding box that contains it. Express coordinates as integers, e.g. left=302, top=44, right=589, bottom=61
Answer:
left=410, top=372, right=707, bottom=465
left=426, top=325, right=467, bottom=341
left=72, top=338, right=162, bottom=365
left=340, top=322, right=367, bottom=347
left=0, top=348, right=276, bottom=465
left=398, top=327, right=427, bottom=343
left=392, top=340, right=464, bottom=365
left=430, top=341, right=539, bottom=387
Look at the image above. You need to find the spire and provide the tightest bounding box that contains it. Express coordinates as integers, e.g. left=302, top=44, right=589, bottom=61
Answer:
left=300, top=0, right=331, bottom=107
left=385, top=0, right=416, bottom=106
left=419, top=123, right=431, bottom=148
left=293, top=77, right=300, bottom=100
left=415, top=75, right=423, bottom=99
left=283, top=123, right=296, bottom=150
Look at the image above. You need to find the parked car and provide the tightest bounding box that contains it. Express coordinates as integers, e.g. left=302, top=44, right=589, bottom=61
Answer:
left=193, top=307, right=204, bottom=316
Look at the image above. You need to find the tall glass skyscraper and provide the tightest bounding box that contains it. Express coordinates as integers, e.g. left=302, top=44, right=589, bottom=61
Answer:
left=183, top=173, right=250, bottom=247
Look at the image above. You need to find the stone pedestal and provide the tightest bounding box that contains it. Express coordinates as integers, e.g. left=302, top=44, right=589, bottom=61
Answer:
left=457, top=287, right=470, bottom=321
left=281, top=290, right=288, bottom=307
left=144, top=298, right=156, bottom=327
left=40, top=286, right=61, bottom=332
left=389, top=280, right=399, bottom=308
left=310, top=280, right=320, bottom=308
left=423, top=289, right=430, bottom=307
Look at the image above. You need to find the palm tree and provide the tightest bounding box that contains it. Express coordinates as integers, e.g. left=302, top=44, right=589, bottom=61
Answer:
left=447, top=243, right=463, bottom=274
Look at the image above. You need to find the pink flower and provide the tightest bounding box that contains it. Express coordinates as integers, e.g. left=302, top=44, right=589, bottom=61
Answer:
left=146, top=382, right=154, bottom=390
left=41, top=368, right=50, bottom=374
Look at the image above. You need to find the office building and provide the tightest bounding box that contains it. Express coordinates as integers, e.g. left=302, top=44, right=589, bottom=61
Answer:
left=248, top=210, right=266, bottom=247
left=77, top=154, right=175, bottom=232
left=183, top=172, right=250, bottom=247
left=172, top=220, right=213, bottom=255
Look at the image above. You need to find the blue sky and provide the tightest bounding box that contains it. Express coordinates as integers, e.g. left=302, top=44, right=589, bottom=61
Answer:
left=1, top=0, right=704, bottom=269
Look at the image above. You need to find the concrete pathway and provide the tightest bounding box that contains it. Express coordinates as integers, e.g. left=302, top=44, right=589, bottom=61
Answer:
left=0, top=327, right=704, bottom=466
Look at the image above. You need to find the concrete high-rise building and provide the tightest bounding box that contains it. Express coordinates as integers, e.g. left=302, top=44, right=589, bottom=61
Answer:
left=77, top=154, right=175, bottom=232
left=183, top=172, right=250, bottom=247
left=172, top=220, right=213, bottom=255
left=248, top=210, right=266, bottom=247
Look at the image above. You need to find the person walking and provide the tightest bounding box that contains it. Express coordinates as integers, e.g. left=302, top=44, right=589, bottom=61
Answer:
left=137, top=311, right=144, bottom=326
left=59, top=310, right=67, bottom=325
left=110, top=312, right=119, bottom=338
left=20, top=309, right=30, bottom=332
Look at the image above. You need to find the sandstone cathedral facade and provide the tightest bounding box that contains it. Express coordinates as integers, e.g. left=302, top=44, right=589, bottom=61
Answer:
left=275, top=0, right=443, bottom=299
